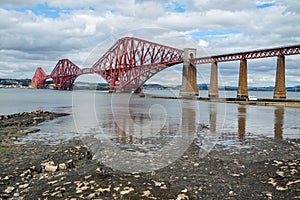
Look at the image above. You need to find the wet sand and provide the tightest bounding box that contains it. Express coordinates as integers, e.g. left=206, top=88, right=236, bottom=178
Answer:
left=0, top=111, right=300, bottom=199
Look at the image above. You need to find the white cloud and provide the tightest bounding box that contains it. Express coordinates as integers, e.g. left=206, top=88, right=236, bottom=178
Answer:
left=198, top=39, right=209, bottom=48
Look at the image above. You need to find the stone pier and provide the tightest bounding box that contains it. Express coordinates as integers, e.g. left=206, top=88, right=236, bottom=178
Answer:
left=180, top=48, right=199, bottom=97
left=209, top=62, right=219, bottom=98
left=274, top=55, right=286, bottom=99
left=237, top=59, right=248, bottom=99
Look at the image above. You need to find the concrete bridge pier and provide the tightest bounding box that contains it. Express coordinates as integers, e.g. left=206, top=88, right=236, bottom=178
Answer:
left=180, top=48, right=199, bottom=97
left=209, top=62, right=219, bottom=98
left=237, top=59, right=248, bottom=99
left=274, top=55, right=286, bottom=99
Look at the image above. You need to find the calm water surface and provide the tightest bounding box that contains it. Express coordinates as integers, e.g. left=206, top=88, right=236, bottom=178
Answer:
left=0, top=88, right=299, bottom=147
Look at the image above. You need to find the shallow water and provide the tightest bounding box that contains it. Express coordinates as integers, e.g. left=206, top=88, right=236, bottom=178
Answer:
left=0, top=89, right=299, bottom=148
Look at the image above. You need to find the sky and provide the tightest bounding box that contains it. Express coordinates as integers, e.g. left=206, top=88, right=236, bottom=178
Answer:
left=1, top=0, right=300, bottom=87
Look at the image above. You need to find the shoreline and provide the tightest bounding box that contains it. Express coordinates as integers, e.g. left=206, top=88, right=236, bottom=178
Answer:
left=1, top=111, right=300, bottom=199
left=152, top=96, right=300, bottom=108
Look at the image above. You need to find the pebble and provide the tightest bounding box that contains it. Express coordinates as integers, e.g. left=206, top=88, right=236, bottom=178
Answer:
left=142, top=190, right=151, bottom=197
left=153, top=180, right=164, bottom=187
left=263, top=191, right=272, bottom=199
left=80, top=185, right=89, bottom=191
left=59, top=163, right=67, bottom=170
left=287, top=179, right=300, bottom=186
left=13, top=192, right=20, bottom=197
left=276, top=186, right=288, bottom=191
left=84, top=175, right=91, bottom=179
left=42, top=190, right=49, bottom=196
left=48, top=180, right=59, bottom=185
left=4, top=186, right=15, bottom=194
left=273, top=160, right=283, bottom=166
left=44, top=165, right=58, bottom=172
left=120, top=187, right=134, bottom=195
left=19, top=183, right=29, bottom=189
left=3, top=175, right=12, bottom=180
left=181, top=188, right=188, bottom=193
left=96, top=185, right=111, bottom=193
left=177, top=193, right=189, bottom=200
left=51, top=191, right=62, bottom=197
left=276, top=170, right=284, bottom=177
left=88, top=193, right=96, bottom=198
left=268, top=178, right=277, bottom=186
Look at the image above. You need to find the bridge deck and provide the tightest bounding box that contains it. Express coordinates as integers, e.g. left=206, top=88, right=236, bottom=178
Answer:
left=191, top=44, right=300, bottom=64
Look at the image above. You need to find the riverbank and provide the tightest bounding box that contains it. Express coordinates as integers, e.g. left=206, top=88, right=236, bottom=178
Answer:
left=0, top=111, right=300, bottom=199
left=152, top=96, right=300, bottom=108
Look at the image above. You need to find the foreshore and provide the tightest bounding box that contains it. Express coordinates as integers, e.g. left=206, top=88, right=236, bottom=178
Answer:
left=0, top=111, right=299, bottom=199
left=152, top=96, right=300, bottom=108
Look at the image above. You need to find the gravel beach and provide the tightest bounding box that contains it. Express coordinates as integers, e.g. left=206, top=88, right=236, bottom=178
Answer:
left=0, top=111, right=299, bottom=199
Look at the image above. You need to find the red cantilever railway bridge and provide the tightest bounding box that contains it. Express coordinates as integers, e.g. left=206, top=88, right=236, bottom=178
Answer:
left=32, top=37, right=184, bottom=90
left=32, top=37, right=300, bottom=97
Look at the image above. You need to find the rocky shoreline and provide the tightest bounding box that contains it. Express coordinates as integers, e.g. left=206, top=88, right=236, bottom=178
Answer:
left=0, top=111, right=300, bottom=199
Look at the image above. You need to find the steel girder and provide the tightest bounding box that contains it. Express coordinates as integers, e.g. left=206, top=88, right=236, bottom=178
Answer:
left=92, top=37, right=184, bottom=90
left=32, top=37, right=300, bottom=90
left=50, top=59, right=81, bottom=90
left=191, top=44, right=300, bottom=64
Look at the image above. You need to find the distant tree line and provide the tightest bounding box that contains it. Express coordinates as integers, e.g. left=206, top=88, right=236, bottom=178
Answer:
left=0, top=78, right=31, bottom=86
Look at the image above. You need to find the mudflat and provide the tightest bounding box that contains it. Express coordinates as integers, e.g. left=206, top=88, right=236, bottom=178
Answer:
left=0, top=111, right=299, bottom=199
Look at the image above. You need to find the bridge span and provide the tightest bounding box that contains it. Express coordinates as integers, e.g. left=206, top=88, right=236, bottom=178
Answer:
left=32, top=37, right=300, bottom=99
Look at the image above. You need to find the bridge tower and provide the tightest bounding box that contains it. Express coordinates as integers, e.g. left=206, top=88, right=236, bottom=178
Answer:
left=32, top=67, right=48, bottom=89
left=50, top=59, right=80, bottom=90
left=180, top=48, right=199, bottom=97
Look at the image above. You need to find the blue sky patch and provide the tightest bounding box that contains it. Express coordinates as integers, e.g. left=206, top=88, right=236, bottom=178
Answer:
left=11, top=3, right=95, bottom=18
left=164, top=1, right=185, bottom=13
left=14, top=3, right=62, bottom=18
left=186, top=30, right=241, bottom=38
left=256, top=2, right=277, bottom=9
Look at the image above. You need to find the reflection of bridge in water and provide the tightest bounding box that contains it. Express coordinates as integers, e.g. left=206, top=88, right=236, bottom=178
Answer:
left=96, top=101, right=286, bottom=147
left=99, top=100, right=197, bottom=149
left=210, top=105, right=285, bottom=142
left=32, top=37, right=300, bottom=99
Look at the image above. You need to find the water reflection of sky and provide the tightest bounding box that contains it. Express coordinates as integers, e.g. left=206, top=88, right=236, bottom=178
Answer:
left=3, top=89, right=298, bottom=146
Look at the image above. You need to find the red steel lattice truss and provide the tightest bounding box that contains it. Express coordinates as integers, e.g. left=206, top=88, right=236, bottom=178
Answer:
left=92, top=37, right=184, bottom=89
left=31, top=37, right=300, bottom=90
left=31, top=37, right=184, bottom=90
left=50, top=59, right=81, bottom=90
